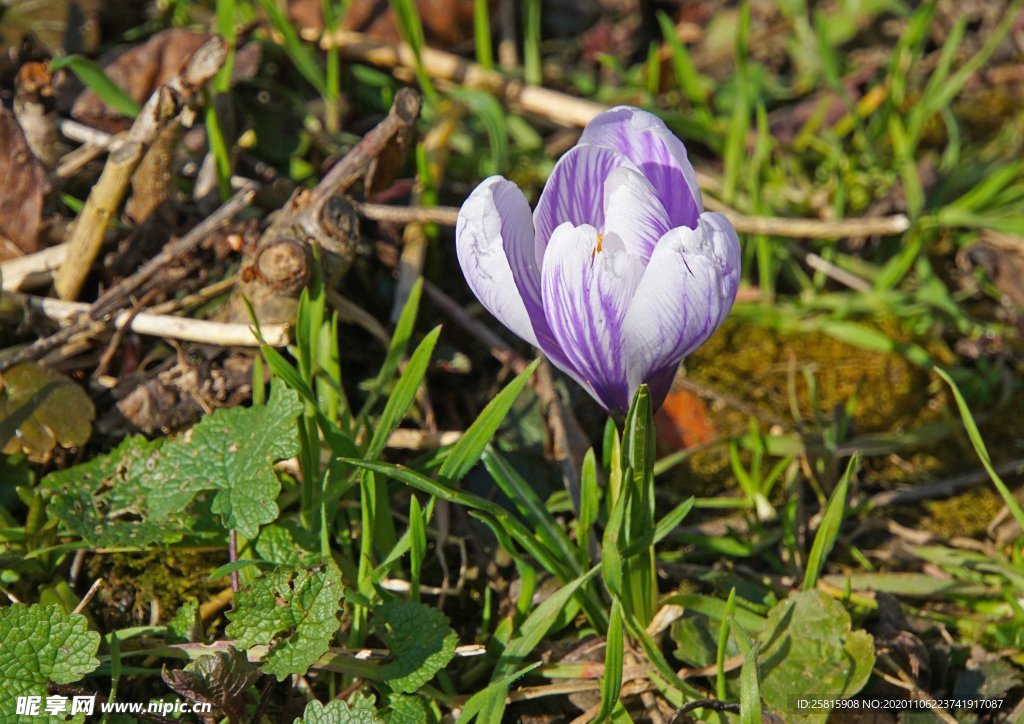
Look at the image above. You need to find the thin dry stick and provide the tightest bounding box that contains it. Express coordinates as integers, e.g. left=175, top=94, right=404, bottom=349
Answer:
left=0, top=184, right=259, bottom=370
left=868, top=457, right=1024, bottom=508
left=10, top=293, right=289, bottom=347
left=323, top=31, right=606, bottom=127
left=360, top=201, right=908, bottom=240
left=93, top=182, right=257, bottom=315
left=1, top=243, right=68, bottom=291
left=703, top=196, right=911, bottom=238
left=72, top=578, right=104, bottom=615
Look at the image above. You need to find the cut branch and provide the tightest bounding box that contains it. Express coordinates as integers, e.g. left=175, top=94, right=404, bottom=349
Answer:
left=54, top=37, right=228, bottom=300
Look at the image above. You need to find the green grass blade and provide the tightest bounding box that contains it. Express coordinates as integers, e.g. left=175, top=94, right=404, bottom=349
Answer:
left=437, top=359, right=540, bottom=481
left=359, top=277, right=423, bottom=422
left=364, top=325, right=441, bottom=461
left=458, top=662, right=543, bottom=723
left=254, top=0, right=327, bottom=95
left=803, top=454, right=858, bottom=590
left=473, top=0, right=493, bottom=70
left=597, top=597, right=625, bottom=721
left=482, top=449, right=580, bottom=573
left=50, top=55, right=140, bottom=117
left=739, top=642, right=762, bottom=724
left=937, top=368, right=1024, bottom=531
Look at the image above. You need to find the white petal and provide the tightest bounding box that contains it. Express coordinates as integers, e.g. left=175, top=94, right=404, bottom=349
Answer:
left=456, top=176, right=540, bottom=346
left=541, top=222, right=646, bottom=413
left=602, top=166, right=672, bottom=262
left=623, top=212, right=741, bottom=404
left=532, top=144, right=635, bottom=261
left=580, top=106, right=703, bottom=228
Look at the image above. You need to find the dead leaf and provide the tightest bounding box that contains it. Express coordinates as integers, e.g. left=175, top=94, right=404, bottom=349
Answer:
left=288, top=0, right=478, bottom=45
left=0, top=106, right=49, bottom=259
left=654, top=388, right=717, bottom=450
left=69, top=28, right=261, bottom=132
left=0, top=362, right=95, bottom=460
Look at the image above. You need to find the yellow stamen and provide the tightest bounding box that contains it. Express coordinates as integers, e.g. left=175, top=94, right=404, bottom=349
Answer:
left=592, top=232, right=604, bottom=257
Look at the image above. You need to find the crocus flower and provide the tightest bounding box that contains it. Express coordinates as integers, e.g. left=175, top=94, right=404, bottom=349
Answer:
left=456, top=106, right=740, bottom=415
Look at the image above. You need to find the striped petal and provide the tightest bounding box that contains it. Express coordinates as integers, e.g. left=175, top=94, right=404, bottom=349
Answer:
left=541, top=222, right=645, bottom=413
left=533, top=144, right=634, bottom=260
left=580, top=106, right=702, bottom=229
left=623, top=212, right=741, bottom=406
left=456, top=176, right=540, bottom=346
left=602, top=166, right=672, bottom=263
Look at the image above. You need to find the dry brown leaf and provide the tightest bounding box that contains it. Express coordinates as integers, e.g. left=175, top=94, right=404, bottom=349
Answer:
left=70, top=28, right=261, bottom=132
left=288, top=0, right=478, bottom=45
left=0, top=106, right=49, bottom=260
left=654, top=388, right=717, bottom=451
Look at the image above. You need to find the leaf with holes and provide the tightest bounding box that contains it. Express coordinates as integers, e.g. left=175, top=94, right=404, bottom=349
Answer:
left=44, top=434, right=192, bottom=547
left=225, top=562, right=343, bottom=680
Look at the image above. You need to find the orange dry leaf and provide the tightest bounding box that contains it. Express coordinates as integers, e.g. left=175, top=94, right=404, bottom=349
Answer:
left=654, top=387, right=716, bottom=451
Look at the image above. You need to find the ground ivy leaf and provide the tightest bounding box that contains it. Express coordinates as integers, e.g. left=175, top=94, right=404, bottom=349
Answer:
left=225, top=562, right=343, bottom=681
left=295, top=699, right=383, bottom=724
left=383, top=693, right=430, bottom=724
left=255, top=518, right=321, bottom=567
left=152, top=380, right=301, bottom=537
left=166, top=599, right=202, bottom=644
left=43, top=435, right=193, bottom=547
left=0, top=603, right=100, bottom=716
left=756, top=589, right=875, bottom=722
left=377, top=601, right=458, bottom=694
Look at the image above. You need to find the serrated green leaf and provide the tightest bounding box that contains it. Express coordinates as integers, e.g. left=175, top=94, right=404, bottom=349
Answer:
left=255, top=519, right=321, bottom=567
left=226, top=562, right=344, bottom=680
left=152, top=380, right=301, bottom=537
left=383, top=693, right=430, bottom=724
left=757, top=590, right=874, bottom=722
left=166, top=599, right=202, bottom=644
left=295, top=699, right=383, bottom=724
left=377, top=601, right=457, bottom=693
left=0, top=604, right=100, bottom=720
left=44, top=435, right=191, bottom=547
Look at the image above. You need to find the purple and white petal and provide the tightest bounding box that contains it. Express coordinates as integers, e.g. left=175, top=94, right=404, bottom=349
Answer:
left=532, top=144, right=634, bottom=261
left=456, top=176, right=541, bottom=347
left=541, top=222, right=646, bottom=413
left=602, top=166, right=672, bottom=263
left=622, top=212, right=741, bottom=406
left=580, top=106, right=702, bottom=229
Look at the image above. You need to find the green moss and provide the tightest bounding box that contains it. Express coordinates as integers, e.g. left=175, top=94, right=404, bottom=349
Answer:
left=664, top=319, right=940, bottom=492
left=86, top=550, right=226, bottom=631
left=920, top=488, right=1004, bottom=539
